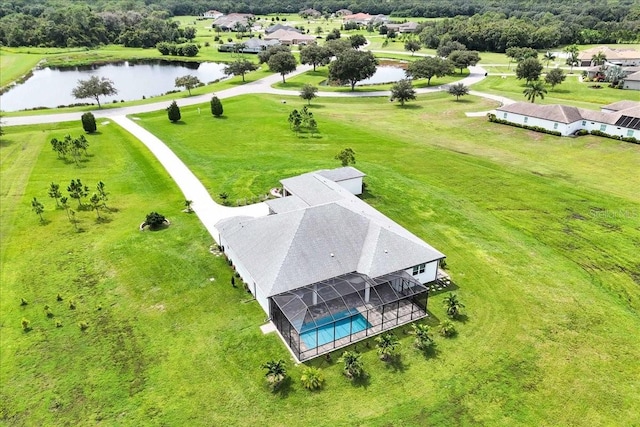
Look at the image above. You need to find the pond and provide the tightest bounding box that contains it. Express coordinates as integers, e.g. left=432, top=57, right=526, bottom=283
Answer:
left=0, top=60, right=228, bottom=112
left=356, top=65, right=408, bottom=86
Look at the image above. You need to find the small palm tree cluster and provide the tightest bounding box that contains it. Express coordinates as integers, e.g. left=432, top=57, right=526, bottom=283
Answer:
left=300, top=366, right=324, bottom=390
left=375, top=332, right=400, bottom=362
left=412, top=323, right=435, bottom=351
left=338, top=350, right=364, bottom=380
left=261, top=359, right=287, bottom=392
left=438, top=319, right=456, bottom=337
left=443, top=293, right=465, bottom=318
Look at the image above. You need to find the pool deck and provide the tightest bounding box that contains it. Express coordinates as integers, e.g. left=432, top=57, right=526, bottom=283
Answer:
left=297, top=300, right=427, bottom=361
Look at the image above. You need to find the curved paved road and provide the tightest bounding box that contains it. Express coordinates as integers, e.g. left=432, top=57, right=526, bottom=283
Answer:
left=4, top=62, right=512, bottom=242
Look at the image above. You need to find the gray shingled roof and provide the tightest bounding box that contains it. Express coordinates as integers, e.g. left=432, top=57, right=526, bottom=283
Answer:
left=217, top=170, right=444, bottom=298
left=317, top=166, right=366, bottom=182
left=265, top=195, right=309, bottom=214
left=497, top=102, right=583, bottom=123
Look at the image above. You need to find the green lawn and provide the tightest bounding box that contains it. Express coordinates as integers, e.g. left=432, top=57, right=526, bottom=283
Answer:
left=471, top=75, right=635, bottom=109
left=2, top=81, right=640, bottom=426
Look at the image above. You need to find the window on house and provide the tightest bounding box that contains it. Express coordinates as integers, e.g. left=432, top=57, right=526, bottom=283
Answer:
left=503, top=112, right=507, bottom=119
left=553, top=123, right=558, bottom=129
left=412, top=263, right=426, bottom=275
left=524, top=117, right=528, bottom=123
left=582, top=121, right=586, bottom=126
left=599, top=124, right=607, bottom=131
left=628, top=130, right=635, bottom=137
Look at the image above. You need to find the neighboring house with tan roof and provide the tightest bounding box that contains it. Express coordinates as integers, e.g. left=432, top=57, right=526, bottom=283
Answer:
left=216, top=167, right=445, bottom=361
left=212, top=13, right=254, bottom=31
left=264, top=29, right=316, bottom=45
left=495, top=101, right=640, bottom=140
left=578, top=46, right=640, bottom=67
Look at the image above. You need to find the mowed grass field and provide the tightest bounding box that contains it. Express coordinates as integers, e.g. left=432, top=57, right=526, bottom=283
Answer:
left=2, top=92, right=640, bottom=424
left=128, top=93, right=638, bottom=424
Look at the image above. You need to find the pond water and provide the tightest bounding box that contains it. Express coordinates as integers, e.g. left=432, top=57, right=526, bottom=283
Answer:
left=356, top=65, right=408, bottom=86
left=0, top=61, right=228, bottom=112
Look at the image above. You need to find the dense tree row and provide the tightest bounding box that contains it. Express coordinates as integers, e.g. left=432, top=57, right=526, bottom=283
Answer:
left=1, top=0, right=635, bottom=21
left=417, top=12, right=639, bottom=53
left=0, top=0, right=636, bottom=48
left=0, top=4, right=192, bottom=47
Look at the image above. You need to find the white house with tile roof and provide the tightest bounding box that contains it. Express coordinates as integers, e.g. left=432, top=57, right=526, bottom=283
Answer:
left=216, top=167, right=445, bottom=360
left=495, top=101, right=640, bottom=139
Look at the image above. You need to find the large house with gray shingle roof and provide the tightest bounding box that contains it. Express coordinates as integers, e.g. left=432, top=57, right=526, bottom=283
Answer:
left=216, top=167, right=445, bottom=361
left=495, top=101, right=640, bottom=140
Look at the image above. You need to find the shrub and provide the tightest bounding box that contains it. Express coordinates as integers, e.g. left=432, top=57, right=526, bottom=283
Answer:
left=21, top=318, right=31, bottom=331
left=488, top=115, right=562, bottom=136
left=339, top=350, right=364, bottom=379
left=81, top=112, right=97, bottom=133
left=575, top=129, right=589, bottom=136
left=167, top=101, right=181, bottom=123
left=56, top=293, right=63, bottom=301
left=78, top=321, right=89, bottom=331
left=412, top=323, right=435, bottom=351
left=143, top=212, right=167, bottom=229
left=300, top=366, right=324, bottom=390
left=210, top=96, right=223, bottom=117
left=20, top=298, right=28, bottom=306
left=68, top=300, right=76, bottom=310
left=55, top=320, right=63, bottom=327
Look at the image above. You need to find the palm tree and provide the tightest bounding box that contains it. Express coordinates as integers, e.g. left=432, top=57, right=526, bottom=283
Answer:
left=261, top=359, right=287, bottom=391
left=184, top=199, right=193, bottom=213
left=543, top=51, right=556, bottom=69
left=443, top=292, right=465, bottom=318
left=563, top=45, right=579, bottom=73
left=411, top=323, right=435, bottom=351
left=523, top=80, right=548, bottom=104
left=375, top=332, right=400, bottom=361
left=438, top=319, right=456, bottom=337
left=300, top=366, right=324, bottom=390
left=338, top=350, right=364, bottom=379
left=591, top=51, right=607, bottom=66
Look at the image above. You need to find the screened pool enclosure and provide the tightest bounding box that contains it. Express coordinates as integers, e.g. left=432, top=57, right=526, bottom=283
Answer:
left=270, top=271, right=429, bottom=361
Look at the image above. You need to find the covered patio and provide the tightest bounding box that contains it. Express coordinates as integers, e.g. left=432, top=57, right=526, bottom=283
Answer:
left=269, top=271, right=429, bottom=361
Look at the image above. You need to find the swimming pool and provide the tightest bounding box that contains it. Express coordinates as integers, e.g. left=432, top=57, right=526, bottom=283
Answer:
left=300, top=308, right=371, bottom=349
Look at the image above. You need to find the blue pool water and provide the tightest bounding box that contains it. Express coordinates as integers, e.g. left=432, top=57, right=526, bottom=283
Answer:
left=300, top=309, right=371, bottom=349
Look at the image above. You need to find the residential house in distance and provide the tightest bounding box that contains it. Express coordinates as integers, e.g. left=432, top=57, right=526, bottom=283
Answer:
left=299, top=8, right=321, bottom=18
left=264, top=29, right=316, bottom=46
left=212, top=13, right=254, bottom=31
left=216, top=167, right=446, bottom=361
left=623, top=71, right=640, bottom=90
left=494, top=101, right=640, bottom=139
left=386, top=21, right=419, bottom=34
left=203, top=10, right=223, bottom=19
left=265, top=24, right=301, bottom=35
left=334, top=9, right=353, bottom=17
left=578, top=46, right=640, bottom=67
left=217, top=37, right=280, bottom=54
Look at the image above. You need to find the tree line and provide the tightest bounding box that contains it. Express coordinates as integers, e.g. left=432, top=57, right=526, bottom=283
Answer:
left=0, top=0, right=636, bottom=48
left=417, top=12, right=638, bottom=53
